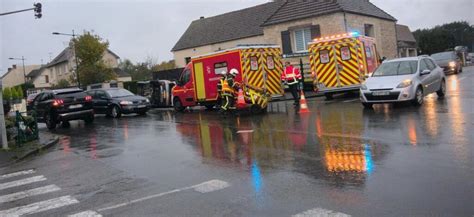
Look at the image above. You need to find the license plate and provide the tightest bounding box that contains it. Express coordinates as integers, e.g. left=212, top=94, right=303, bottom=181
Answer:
left=69, top=104, right=83, bottom=109
left=137, top=105, right=146, bottom=108
left=372, top=91, right=390, bottom=96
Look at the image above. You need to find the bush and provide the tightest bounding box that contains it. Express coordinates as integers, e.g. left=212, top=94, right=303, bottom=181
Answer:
left=3, top=87, right=11, bottom=101
left=10, top=87, right=19, bottom=101
left=16, top=86, right=24, bottom=99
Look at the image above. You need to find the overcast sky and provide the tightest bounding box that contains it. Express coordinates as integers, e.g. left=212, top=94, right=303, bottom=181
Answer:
left=1, top=0, right=473, bottom=76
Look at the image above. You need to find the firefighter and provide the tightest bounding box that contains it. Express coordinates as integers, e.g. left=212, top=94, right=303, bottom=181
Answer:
left=220, top=69, right=239, bottom=111
left=282, top=61, right=303, bottom=105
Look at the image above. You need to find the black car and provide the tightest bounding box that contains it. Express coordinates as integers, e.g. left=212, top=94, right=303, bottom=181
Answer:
left=431, top=51, right=463, bottom=74
left=32, top=88, right=94, bottom=130
left=86, top=88, right=150, bottom=118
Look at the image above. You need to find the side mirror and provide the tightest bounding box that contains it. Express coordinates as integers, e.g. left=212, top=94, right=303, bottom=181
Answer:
left=420, top=69, right=431, bottom=75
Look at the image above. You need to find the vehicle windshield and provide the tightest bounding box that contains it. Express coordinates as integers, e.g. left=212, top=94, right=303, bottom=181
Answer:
left=372, top=61, right=418, bottom=77
left=106, top=89, right=134, bottom=98
left=431, top=52, right=454, bottom=60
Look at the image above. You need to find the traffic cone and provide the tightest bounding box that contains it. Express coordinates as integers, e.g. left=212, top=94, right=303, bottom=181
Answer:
left=298, top=90, right=310, bottom=114
left=237, top=89, right=246, bottom=109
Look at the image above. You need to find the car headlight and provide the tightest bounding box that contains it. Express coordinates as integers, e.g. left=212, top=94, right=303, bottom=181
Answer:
left=120, top=100, right=133, bottom=105
left=360, top=84, right=368, bottom=90
left=448, top=61, right=456, bottom=67
left=145, top=99, right=150, bottom=103
left=397, top=79, right=413, bottom=88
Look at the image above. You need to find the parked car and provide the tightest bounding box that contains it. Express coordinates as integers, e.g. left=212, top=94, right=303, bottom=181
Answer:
left=431, top=51, right=463, bottom=74
left=86, top=88, right=150, bottom=118
left=26, top=93, right=39, bottom=115
left=32, top=88, right=94, bottom=130
left=360, top=56, right=446, bottom=108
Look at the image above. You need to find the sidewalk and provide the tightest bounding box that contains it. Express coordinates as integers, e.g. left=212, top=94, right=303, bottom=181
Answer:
left=0, top=132, right=59, bottom=168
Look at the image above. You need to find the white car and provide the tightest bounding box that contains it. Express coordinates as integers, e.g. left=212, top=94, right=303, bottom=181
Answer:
left=360, top=56, right=446, bottom=108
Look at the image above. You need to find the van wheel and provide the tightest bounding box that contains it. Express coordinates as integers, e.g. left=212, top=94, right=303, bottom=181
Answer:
left=174, top=98, right=185, bottom=112
left=84, top=114, right=94, bottom=124
left=324, top=93, right=333, bottom=100
left=412, top=87, right=424, bottom=106
left=205, top=105, right=214, bottom=110
left=45, top=113, right=57, bottom=130
left=436, top=79, right=446, bottom=98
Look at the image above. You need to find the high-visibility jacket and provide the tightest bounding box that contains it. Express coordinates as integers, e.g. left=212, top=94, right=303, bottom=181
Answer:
left=220, top=77, right=235, bottom=95
left=281, top=66, right=302, bottom=85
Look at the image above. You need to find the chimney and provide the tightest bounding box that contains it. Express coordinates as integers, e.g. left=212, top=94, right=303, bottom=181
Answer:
left=12, top=64, right=17, bottom=69
left=200, top=16, right=205, bottom=19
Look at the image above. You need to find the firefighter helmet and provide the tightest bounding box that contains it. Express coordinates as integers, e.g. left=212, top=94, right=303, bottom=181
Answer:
left=229, top=68, right=239, bottom=77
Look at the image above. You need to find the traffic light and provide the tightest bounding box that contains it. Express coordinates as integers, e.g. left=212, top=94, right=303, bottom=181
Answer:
left=34, top=3, right=42, bottom=19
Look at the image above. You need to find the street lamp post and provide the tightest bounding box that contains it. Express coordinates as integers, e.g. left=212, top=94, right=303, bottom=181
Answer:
left=52, top=30, right=81, bottom=88
left=8, top=56, right=27, bottom=84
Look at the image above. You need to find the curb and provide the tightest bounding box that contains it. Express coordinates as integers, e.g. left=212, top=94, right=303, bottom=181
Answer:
left=14, top=136, right=60, bottom=163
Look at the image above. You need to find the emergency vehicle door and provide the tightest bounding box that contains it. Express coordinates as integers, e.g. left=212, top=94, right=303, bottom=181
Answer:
left=180, top=68, right=195, bottom=103
left=261, top=51, right=284, bottom=95
left=244, top=50, right=264, bottom=89
left=334, top=41, right=362, bottom=87
left=193, top=62, right=206, bottom=101
left=314, top=45, right=338, bottom=88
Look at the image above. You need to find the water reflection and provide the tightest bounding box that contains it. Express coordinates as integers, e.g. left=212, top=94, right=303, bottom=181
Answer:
left=174, top=107, right=386, bottom=187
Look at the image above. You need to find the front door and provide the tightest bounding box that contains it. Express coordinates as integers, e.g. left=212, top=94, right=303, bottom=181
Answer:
left=334, top=42, right=362, bottom=87
left=182, top=68, right=195, bottom=105
left=94, top=90, right=110, bottom=114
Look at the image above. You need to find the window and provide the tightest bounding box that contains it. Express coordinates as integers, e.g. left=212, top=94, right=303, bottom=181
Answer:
left=96, top=91, right=108, bottom=99
left=181, top=69, right=191, bottom=84
left=364, top=24, right=375, bottom=37
left=185, top=57, right=191, bottom=64
left=372, top=61, right=418, bottom=76
left=266, top=56, right=275, bottom=70
left=293, top=28, right=312, bottom=52
left=44, top=75, right=49, bottom=83
left=419, top=60, right=429, bottom=71
left=426, top=59, right=436, bottom=70
left=214, top=62, right=228, bottom=75
left=320, top=50, right=330, bottom=64
left=365, top=43, right=373, bottom=58
left=340, top=47, right=351, bottom=61
left=250, top=56, right=258, bottom=71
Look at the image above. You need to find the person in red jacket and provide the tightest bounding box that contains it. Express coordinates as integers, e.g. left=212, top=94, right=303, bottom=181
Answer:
left=281, top=61, right=303, bottom=105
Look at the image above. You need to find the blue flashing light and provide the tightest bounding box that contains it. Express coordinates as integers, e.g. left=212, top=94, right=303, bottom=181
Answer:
left=364, top=144, right=374, bottom=175
left=350, top=31, right=360, bottom=37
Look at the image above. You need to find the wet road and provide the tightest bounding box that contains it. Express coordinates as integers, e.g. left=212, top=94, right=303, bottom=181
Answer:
left=1, top=67, right=473, bottom=216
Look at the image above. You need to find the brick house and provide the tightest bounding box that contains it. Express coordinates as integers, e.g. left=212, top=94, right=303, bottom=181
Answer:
left=1, top=64, right=41, bottom=88
left=172, top=0, right=399, bottom=72
left=396, top=24, right=417, bottom=57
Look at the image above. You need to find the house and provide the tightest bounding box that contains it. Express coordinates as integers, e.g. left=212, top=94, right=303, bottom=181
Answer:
left=1, top=64, right=41, bottom=88
left=396, top=24, right=417, bottom=57
left=113, top=68, right=132, bottom=82
left=26, top=66, right=51, bottom=88
left=172, top=0, right=399, bottom=69
left=45, top=47, right=120, bottom=86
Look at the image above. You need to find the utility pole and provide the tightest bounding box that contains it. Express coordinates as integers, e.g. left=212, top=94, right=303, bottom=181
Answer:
left=0, top=79, right=8, bottom=149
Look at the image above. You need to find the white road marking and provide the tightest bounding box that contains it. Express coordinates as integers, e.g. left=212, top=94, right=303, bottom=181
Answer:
left=0, top=170, right=35, bottom=180
left=292, top=207, right=351, bottom=217
left=68, top=210, right=103, bottom=217
left=0, top=195, right=79, bottom=216
left=237, top=130, right=254, bottom=133
left=97, top=179, right=230, bottom=212
left=0, top=175, right=46, bottom=191
left=343, top=99, right=359, bottom=103
left=0, top=184, right=61, bottom=204
left=193, top=179, right=230, bottom=193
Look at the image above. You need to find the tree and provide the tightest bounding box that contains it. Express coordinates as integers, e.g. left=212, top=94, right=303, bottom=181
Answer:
left=52, top=79, right=71, bottom=89
left=73, top=31, right=116, bottom=86
left=10, top=87, right=18, bottom=101
left=16, top=86, right=24, bottom=99
left=152, top=60, right=176, bottom=71
left=414, top=21, right=474, bottom=55
left=3, top=87, right=11, bottom=101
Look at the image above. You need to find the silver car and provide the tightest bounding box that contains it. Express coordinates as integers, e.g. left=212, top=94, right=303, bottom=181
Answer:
left=360, top=56, right=446, bottom=108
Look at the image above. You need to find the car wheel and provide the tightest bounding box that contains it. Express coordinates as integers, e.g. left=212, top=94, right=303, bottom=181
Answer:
left=436, top=79, right=446, bottom=98
left=61, top=121, right=70, bottom=128
left=110, top=105, right=122, bottom=118
left=412, top=87, right=424, bottom=106
left=173, top=98, right=185, bottom=112
left=84, top=114, right=94, bottom=124
left=362, top=102, right=373, bottom=109
left=45, top=113, right=56, bottom=130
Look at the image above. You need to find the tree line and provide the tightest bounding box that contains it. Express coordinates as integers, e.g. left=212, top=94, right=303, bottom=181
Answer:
left=413, top=21, right=473, bottom=55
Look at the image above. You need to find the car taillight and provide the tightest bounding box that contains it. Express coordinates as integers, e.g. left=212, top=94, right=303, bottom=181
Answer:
left=52, top=99, right=64, bottom=107
left=85, top=96, right=92, bottom=101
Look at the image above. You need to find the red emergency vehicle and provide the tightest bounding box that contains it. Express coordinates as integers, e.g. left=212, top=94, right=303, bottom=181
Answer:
left=172, top=45, right=285, bottom=111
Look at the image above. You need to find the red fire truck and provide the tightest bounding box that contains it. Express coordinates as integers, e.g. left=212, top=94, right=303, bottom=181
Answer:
left=172, top=45, right=285, bottom=112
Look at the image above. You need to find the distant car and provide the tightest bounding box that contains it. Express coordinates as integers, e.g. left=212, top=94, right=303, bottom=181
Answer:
left=431, top=51, right=463, bottom=74
left=32, top=88, right=94, bottom=130
left=360, top=56, right=446, bottom=108
left=86, top=88, right=150, bottom=118
left=467, top=53, right=474, bottom=64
